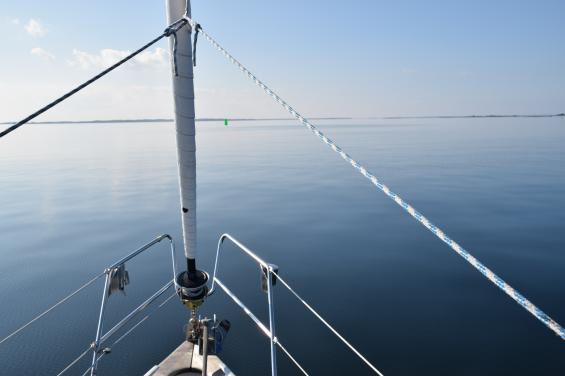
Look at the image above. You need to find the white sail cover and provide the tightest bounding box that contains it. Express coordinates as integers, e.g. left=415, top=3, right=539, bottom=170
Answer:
left=166, top=0, right=197, bottom=259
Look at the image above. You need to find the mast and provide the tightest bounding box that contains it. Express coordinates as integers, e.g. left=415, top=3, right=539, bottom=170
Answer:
left=166, top=0, right=208, bottom=303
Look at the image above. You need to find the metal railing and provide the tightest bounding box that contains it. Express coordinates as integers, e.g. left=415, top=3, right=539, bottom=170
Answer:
left=4, top=232, right=382, bottom=375
left=0, top=234, right=179, bottom=376
left=210, top=233, right=384, bottom=376
left=89, top=234, right=178, bottom=375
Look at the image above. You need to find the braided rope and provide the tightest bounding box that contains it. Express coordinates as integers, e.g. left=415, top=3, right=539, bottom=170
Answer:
left=186, top=17, right=565, bottom=341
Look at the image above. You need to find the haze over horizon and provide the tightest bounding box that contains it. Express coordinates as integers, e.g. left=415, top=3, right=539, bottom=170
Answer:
left=1, top=0, right=564, bottom=123
left=2, top=112, right=565, bottom=126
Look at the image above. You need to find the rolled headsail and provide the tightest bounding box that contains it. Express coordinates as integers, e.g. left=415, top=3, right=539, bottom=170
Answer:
left=166, top=0, right=197, bottom=271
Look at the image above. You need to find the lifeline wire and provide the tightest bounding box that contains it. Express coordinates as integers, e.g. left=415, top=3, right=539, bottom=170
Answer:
left=0, top=18, right=187, bottom=139
left=214, top=278, right=310, bottom=376
left=0, top=272, right=105, bottom=346
left=186, top=16, right=565, bottom=341
left=213, top=233, right=383, bottom=375
left=56, top=345, right=92, bottom=376
left=272, top=270, right=384, bottom=376
left=60, top=291, right=177, bottom=376
left=110, top=291, right=177, bottom=347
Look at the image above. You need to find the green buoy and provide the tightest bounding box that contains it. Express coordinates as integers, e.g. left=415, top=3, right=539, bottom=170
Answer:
left=224, top=119, right=229, bottom=126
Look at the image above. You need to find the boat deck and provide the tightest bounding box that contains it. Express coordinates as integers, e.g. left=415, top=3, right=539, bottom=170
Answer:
left=144, top=341, right=234, bottom=376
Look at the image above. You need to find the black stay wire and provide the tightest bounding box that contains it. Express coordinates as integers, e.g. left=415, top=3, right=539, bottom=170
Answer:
left=0, top=18, right=188, bottom=139
left=192, top=23, right=201, bottom=66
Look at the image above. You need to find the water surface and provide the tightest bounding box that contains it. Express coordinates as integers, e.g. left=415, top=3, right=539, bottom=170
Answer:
left=1, top=118, right=564, bottom=375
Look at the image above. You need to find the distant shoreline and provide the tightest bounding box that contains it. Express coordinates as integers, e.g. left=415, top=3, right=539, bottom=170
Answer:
left=1, top=113, right=563, bottom=125
left=0, top=117, right=352, bottom=125
left=379, top=113, right=565, bottom=119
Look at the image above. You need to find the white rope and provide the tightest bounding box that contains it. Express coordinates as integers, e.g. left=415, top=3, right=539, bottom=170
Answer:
left=186, top=16, right=565, bottom=341
left=0, top=272, right=105, bottom=346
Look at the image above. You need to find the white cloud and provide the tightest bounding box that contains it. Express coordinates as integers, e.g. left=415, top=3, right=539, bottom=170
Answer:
left=11, top=18, right=20, bottom=25
left=134, top=48, right=168, bottom=67
left=69, top=49, right=128, bottom=70
left=68, top=47, right=168, bottom=70
left=25, top=19, right=47, bottom=37
left=30, top=47, right=55, bottom=62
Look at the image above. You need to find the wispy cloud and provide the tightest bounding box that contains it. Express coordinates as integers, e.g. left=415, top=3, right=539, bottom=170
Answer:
left=134, top=48, right=168, bottom=66
left=68, top=48, right=168, bottom=70
left=11, top=18, right=20, bottom=25
left=30, top=47, right=55, bottom=62
left=25, top=18, right=47, bottom=37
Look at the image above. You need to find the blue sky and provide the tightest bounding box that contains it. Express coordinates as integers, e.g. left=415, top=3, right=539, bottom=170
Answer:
left=1, top=0, right=564, bottom=122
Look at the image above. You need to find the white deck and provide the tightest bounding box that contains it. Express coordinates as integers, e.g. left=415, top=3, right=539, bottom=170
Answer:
left=144, top=341, right=234, bottom=376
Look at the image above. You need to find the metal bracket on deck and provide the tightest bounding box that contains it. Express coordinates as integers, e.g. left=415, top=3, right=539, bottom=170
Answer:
left=185, top=315, right=231, bottom=376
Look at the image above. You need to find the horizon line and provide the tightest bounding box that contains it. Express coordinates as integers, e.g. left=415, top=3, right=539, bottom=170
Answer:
left=1, top=113, right=563, bottom=125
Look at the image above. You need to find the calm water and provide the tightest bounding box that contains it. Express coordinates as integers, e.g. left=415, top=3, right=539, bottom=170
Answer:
left=1, top=118, right=564, bottom=375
